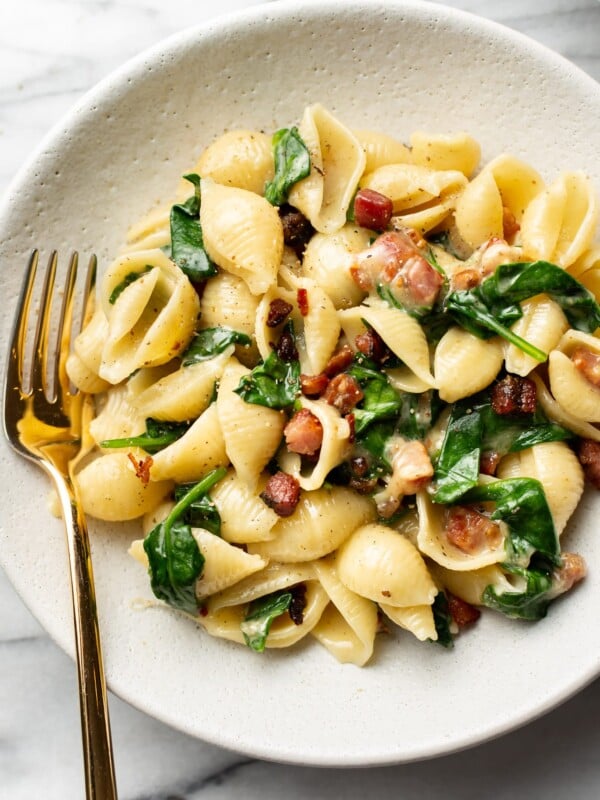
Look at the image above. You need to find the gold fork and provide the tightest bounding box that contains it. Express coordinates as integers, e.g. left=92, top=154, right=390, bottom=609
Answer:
left=3, top=251, right=118, bottom=799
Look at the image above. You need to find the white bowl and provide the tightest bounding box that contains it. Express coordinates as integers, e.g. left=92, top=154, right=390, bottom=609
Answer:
left=1, top=0, right=599, bottom=766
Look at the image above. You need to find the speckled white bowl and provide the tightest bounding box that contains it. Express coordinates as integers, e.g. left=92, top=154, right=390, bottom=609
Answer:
left=1, top=0, right=599, bottom=766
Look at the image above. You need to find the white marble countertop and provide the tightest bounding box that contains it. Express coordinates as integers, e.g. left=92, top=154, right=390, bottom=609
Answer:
left=1, top=1, right=599, bottom=797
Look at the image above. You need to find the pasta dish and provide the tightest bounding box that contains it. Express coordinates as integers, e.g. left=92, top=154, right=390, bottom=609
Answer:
left=66, top=104, right=600, bottom=664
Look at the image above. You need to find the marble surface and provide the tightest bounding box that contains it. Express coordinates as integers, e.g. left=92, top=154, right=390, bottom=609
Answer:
left=1, top=0, right=599, bottom=797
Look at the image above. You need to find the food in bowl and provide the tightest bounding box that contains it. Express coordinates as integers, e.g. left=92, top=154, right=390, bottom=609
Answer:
left=67, top=103, right=600, bottom=665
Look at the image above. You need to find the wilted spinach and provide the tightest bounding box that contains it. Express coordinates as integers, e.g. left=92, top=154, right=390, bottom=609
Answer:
left=169, top=173, right=217, bottom=281
left=241, top=590, right=293, bottom=652
left=264, top=127, right=311, bottom=206
left=182, top=326, right=251, bottom=366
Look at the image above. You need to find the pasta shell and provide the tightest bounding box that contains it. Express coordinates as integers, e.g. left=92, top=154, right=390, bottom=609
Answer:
left=249, top=486, right=376, bottom=563
left=209, top=470, right=279, bottom=543
left=409, top=131, right=481, bottom=177
left=199, top=271, right=259, bottom=365
left=288, top=103, right=366, bottom=234
left=434, top=327, right=504, bottom=402
left=193, top=129, right=274, bottom=194
left=336, top=523, right=437, bottom=607
left=301, top=224, right=371, bottom=309
left=200, top=177, right=283, bottom=295
left=505, top=296, right=569, bottom=377
left=454, top=170, right=503, bottom=248
left=90, top=384, right=146, bottom=446
left=353, top=128, right=412, bottom=172
left=532, top=372, right=600, bottom=442
left=210, top=562, right=316, bottom=610
left=429, top=563, right=515, bottom=606
left=379, top=603, right=437, bottom=641
left=76, top=450, right=173, bottom=521
left=192, top=528, right=267, bottom=599
left=548, top=330, right=600, bottom=422
left=216, top=359, right=285, bottom=489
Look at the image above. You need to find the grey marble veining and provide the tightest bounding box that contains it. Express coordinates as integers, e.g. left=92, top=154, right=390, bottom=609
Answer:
left=1, top=1, right=600, bottom=798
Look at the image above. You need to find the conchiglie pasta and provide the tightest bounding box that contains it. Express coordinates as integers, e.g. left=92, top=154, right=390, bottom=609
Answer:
left=67, top=307, right=111, bottom=393
left=301, top=224, right=371, bottom=308
left=209, top=470, right=279, bottom=544
left=434, top=328, right=504, bottom=402
left=353, top=128, right=412, bottom=172
left=278, top=397, right=351, bottom=491
left=548, top=330, right=600, bottom=423
left=193, top=129, right=274, bottom=194
left=520, top=171, right=598, bottom=267
left=192, top=528, right=267, bottom=599
left=123, top=204, right=171, bottom=253
left=532, top=372, right=600, bottom=442
left=379, top=603, right=437, bottom=642
left=429, top=563, right=515, bottom=606
left=339, top=299, right=436, bottom=388
left=288, top=103, right=366, bottom=234
left=199, top=271, right=259, bottom=365
left=150, top=403, right=228, bottom=483
left=311, top=557, right=378, bottom=666
left=409, top=131, right=481, bottom=177
left=76, top=450, right=173, bottom=521
left=99, top=249, right=200, bottom=384
left=505, top=296, right=569, bottom=377
left=216, top=359, right=285, bottom=489
left=249, top=486, right=376, bottom=563
left=89, top=384, right=146, bottom=446
left=336, top=523, right=437, bottom=607
left=210, top=561, right=316, bottom=611
left=360, top=163, right=467, bottom=233
left=200, top=177, right=283, bottom=294
left=497, top=441, right=584, bottom=537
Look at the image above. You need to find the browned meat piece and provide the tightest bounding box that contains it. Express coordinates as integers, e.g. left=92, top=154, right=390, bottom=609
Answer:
left=444, top=506, right=503, bottom=555
left=324, top=373, right=364, bottom=415
left=260, top=471, right=301, bottom=517
left=577, top=439, right=600, bottom=489
left=491, top=374, right=537, bottom=415
left=266, top=297, right=293, bottom=328
left=284, top=408, right=324, bottom=456
left=447, top=593, right=481, bottom=627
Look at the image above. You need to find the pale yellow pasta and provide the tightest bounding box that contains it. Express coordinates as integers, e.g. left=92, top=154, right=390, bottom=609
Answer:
left=339, top=298, right=436, bottom=388
left=132, top=347, right=233, bottom=422
left=497, top=441, right=584, bottom=537
left=198, top=271, right=259, bottom=365
left=200, top=177, right=283, bottom=294
left=311, top=557, right=378, bottom=666
left=336, top=523, right=437, bottom=608
left=192, top=528, right=267, bottom=599
left=288, top=103, right=366, bottom=234
left=409, top=131, right=481, bottom=177
left=568, top=245, right=600, bottom=280
left=76, top=449, right=173, bottom=521
left=201, top=581, right=329, bottom=648
left=360, top=163, right=467, bottom=233
left=532, top=372, right=600, bottom=442
left=210, top=562, right=316, bottom=611
left=209, top=470, right=279, bottom=544
left=278, top=396, right=351, bottom=491
left=521, top=171, right=598, bottom=267
left=193, top=129, right=274, bottom=194
left=353, top=128, right=412, bottom=172
left=216, top=359, right=285, bottom=489
left=301, top=224, right=371, bottom=308
left=99, top=249, right=200, bottom=384
left=548, top=330, right=600, bottom=422
left=67, top=307, right=111, bottom=393
left=150, top=403, right=228, bottom=483
left=379, top=603, right=437, bottom=642
left=434, top=328, right=504, bottom=402
left=416, top=490, right=508, bottom=571
left=123, top=204, right=171, bottom=253
left=249, top=486, right=376, bottom=563
left=504, top=296, right=569, bottom=377
left=89, top=384, right=146, bottom=446
left=429, top=563, right=515, bottom=606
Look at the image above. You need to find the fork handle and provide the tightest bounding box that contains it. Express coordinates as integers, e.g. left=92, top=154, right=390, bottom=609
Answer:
left=48, top=463, right=118, bottom=800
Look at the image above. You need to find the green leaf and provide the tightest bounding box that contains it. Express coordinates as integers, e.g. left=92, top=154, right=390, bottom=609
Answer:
left=462, top=478, right=560, bottom=566
left=108, top=265, right=153, bottom=305
left=182, top=326, right=252, bottom=366
left=430, top=592, right=454, bottom=648
left=349, top=361, right=403, bottom=434
left=264, top=127, right=311, bottom=206
left=100, top=417, right=191, bottom=454
left=173, top=483, right=222, bottom=536
left=142, top=467, right=227, bottom=613
left=482, top=560, right=554, bottom=620
left=241, top=591, right=293, bottom=652
left=169, top=173, right=217, bottom=281
left=433, top=400, right=483, bottom=503
left=234, top=324, right=300, bottom=409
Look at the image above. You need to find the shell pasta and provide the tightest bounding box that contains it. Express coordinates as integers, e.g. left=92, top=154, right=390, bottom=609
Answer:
left=69, top=105, right=600, bottom=665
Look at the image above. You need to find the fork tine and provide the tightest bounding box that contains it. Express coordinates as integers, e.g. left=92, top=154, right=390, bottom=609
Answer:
left=30, top=250, right=58, bottom=399
left=7, top=249, right=39, bottom=398
left=53, top=252, right=79, bottom=404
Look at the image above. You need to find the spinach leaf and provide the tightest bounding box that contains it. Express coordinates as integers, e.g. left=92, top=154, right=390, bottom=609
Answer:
left=462, top=478, right=560, bottom=566
left=482, top=559, right=554, bottom=620
left=264, top=127, right=311, bottom=206
left=173, top=483, right=221, bottom=536
left=109, top=265, right=153, bottom=305
left=356, top=420, right=395, bottom=473
left=348, top=359, right=403, bottom=434
left=432, top=400, right=483, bottom=503
left=445, top=261, right=600, bottom=360
left=480, top=403, right=572, bottom=454
left=241, top=591, right=293, bottom=652
left=182, top=326, right=252, bottom=366
left=234, top=324, right=300, bottom=409
left=100, top=417, right=191, bottom=454
left=169, top=173, right=217, bottom=281
left=143, top=467, right=227, bottom=613
left=430, top=592, right=454, bottom=648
